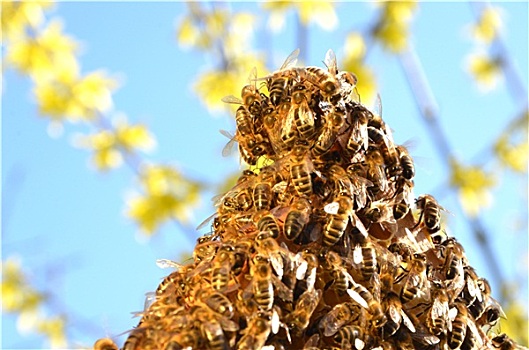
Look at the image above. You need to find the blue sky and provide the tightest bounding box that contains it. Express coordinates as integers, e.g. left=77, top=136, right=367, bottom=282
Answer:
left=2, top=2, right=528, bottom=348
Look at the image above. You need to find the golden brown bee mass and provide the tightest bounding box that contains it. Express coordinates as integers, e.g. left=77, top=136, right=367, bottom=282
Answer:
left=97, top=49, right=525, bottom=350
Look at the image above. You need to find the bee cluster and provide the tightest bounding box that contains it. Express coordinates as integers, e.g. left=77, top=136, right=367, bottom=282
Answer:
left=97, top=50, right=522, bottom=350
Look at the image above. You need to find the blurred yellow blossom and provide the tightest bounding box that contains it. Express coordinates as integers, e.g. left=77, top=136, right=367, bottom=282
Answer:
left=471, top=6, right=502, bottom=43
left=372, top=1, right=417, bottom=53
left=74, top=130, right=122, bottom=170
left=34, top=71, right=117, bottom=122
left=450, top=159, right=496, bottom=217
left=115, top=120, right=156, bottom=153
left=342, top=58, right=377, bottom=105
left=6, top=20, right=79, bottom=83
left=344, top=33, right=367, bottom=62
left=263, top=1, right=337, bottom=32
left=1, top=257, right=44, bottom=313
left=127, top=165, right=202, bottom=234
left=1, top=1, right=53, bottom=40
left=36, top=316, right=67, bottom=349
left=467, top=52, right=502, bottom=91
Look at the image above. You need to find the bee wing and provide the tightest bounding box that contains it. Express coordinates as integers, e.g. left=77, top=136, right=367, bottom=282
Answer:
left=354, top=338, right=365, bottom=350
left=218, top=316, right=239, bottom=332
left=305, top=267, right=317, bottom=292
left=272, top=275, right=293, bottom=302
left=269, top=252, right=284, bottom=280
left=324, top=201, right=340, bottom=214
left=324, top=49, right=338, bottom=75
left=247, top=66, right=258, bottom=84
left=303, top=334, right=320, bottom=349
left=346, top=287, right=369, bottom=309
left=466, top=319, right=484, bottom=347
left=221, top=95, right=243, bottom=104
left=280, top=48, right=300, bottom=71
left=196, top=212, right=217, bottom=230
left=295, top=253, right=308, bottom=280
left=374, top=93, right=382, bottom=117
left=350, top=211, right=369, bottom=238
left=271, top=308, right=280, bottom=334
left=353, top=245, right=363, bottom=265
left=400, top=310, right=416, bottom=333
left=219, top=129, right=237, bottom=157
left=156, top=259, right=183, bottom=270
left=143, top=292, right=156, bottom=311
left=297, top=102, right=315, bottom=127
left=466, top=275, right=482, bottom=302
left=388, top=304, right=401, bottom=324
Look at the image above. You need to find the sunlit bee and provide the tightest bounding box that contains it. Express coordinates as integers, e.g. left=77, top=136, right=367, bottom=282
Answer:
left=122, top=329, right=145, bottom=350
left=291, top=84, right=316, bottom=140
left=397, top=145, right=415, bottom=180
left=284, top=197, right=311, bottom=240
left=233, top=106, right=254, bottom=138
left=256, top=212, right=281, bottom=239
left=448, top=303, right=468, bottom=350
left=278, top=96, right=298, bottom=149
left=253, top=169, right=273, bottom=211
left=290, top=140, right=313, bottom=196
left=334, top=325, right=365, bottom=349
left=325, top=251, right=351, bottom=295
left=94, top=338, right=118, bottom=350
left=166, top=330, right=200, bottom=350
left=416, top=194, right=442, bottom=234
left=326, top=163, right=354, bottom=197
left=440, top=238, right=466, bottom=281
left=364, top=148, right=389, bottom=195
left=265, top=48, right=300, bottom=105
left=254, top=232, right=286, bottom=280
left=360, top=242, right=377, bottom=280
left=193, top=240, right=220, bottom=263
left=202, top=321, right=228, bottom=350
left=323, top=195, right=353, bottom=247
left=347, top=277, right=386, bottom=326
left=287, top=288, right=322, bottom=335
left=299, top=65, right=339, bottom=100
left=203, top=291, right=235, bottom=319
left=388, top=242, right=413, bottom=263
left=491, top=333, right=518, bottom=350
left=312, top=107, right=344, bottom=157
left=249, top=254, right=274, bottom=311
left=392, top=199, right=409, bottom=221
left=320, top=302, right=356, bottom=337
left=237, top=312, right=273, bottom=350
left=211, top=246, right=233, bottom=293
left=396, top=253, right=427, bottom=303
left=347, top=107, right=369, bottom=155
left=426, top=282, right=450, bottom=336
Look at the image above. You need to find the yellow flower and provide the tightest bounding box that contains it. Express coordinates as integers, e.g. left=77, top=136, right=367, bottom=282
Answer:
left=467, top=52, right=502, bottom=91
left=344, top=33, right=367, bottom=62
left=471, top=7, right=502, bottom=43
left=494, top=134, right=528, bottom=173
left=195, top=70, right=242, bottom=112
left=36, top=316, right=67, bottom=349
left=6, top=19, right=79, bottom=83
left=449, top=159, right=496, bottom=217
left=342, top=56, right=377, bottom=105
left=74, top=131, right=122, bottom=171
left=127, top=165, right=202, bottom=234
left=1, top=1, right=53, bottom=40
left=263, top=1, right=337, bottom=32
left=372, top=1, right=417, bottom=53
left=115, top=120, right=156, bottom=153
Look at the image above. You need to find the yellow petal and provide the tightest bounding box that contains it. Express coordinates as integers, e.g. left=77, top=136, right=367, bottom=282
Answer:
left=472, top=7, right=502, bottom=43
left=467, top=53, right=502, bottom=91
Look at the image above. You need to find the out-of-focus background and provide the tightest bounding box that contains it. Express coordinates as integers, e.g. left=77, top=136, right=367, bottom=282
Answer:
left=2, top=2, right=527, bottom=348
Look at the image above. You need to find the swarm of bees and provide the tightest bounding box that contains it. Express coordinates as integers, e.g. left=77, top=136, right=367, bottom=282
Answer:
left=95, top=50, right=526, bottom=350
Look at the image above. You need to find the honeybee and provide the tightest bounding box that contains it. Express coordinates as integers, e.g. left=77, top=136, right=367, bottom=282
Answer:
left=448, top=303, right=469, bottom=350
left=396, top=145, right=415, bottom=181
left=491, top=333, right=523, bottom=350
left=416, top=194, right=443, bottom=234
left=253, top=169, right=275, bottom=211
left=358, top=241, right=377, bottom=280
left=424, top=281, right=450, bottom=336
left=237, top=311, right=274, bottom=350
left=284, top=197, right=311, bottom=240
left=319, top=302, right=358, bottom=337
left=266, top=49, right=300, bottom=106
left=286, top=288, right=322, bottom=335
left=94, top=338, right=118, bottom=350
left=395, top=253, right=428, bottom=303
left=382, top=292, right=416, bottom=338
left=299, top=65, right=340, bottom=100
left=290, top=84, right=316, bottom=140
left=312, top=107, right=344, bottom=157
left=326, top=163, right=354, bottom=197
left=165, top=330, right=200, bottom=350
left=202, top=320, right=228, bottom=350
left=210, top=245, right=234, bottom=293
left=346, top=106, right=369, bottom=155
left=364, top=147, right=389, bottom=195
left=256, top=211, right=282, bottom=239
left=122, top=328, right=146, bottom=350
left=334, top=325, right=366, bottom=350
left=247, top=254, right=275, bottom=311
left=323, top=194, right=367, bottom=247
left=290, top=140, right=313, bottom=197
left=347, top=276, right=386, bottom=326
left=279, top=97, right=297, bottom=148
